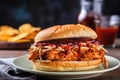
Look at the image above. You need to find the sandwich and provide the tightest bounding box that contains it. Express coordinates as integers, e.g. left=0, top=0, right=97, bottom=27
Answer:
left=28, top=24, right=108, bottom=71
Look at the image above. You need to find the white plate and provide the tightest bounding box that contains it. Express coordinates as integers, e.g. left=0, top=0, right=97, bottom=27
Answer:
left=12, top=55, right=120, bottom=79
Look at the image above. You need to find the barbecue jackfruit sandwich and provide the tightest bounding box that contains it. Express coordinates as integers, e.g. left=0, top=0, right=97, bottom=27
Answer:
left=28, top=24, right=108, bottom=72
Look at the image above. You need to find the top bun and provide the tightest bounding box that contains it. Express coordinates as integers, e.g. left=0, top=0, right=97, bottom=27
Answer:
left=35, top=24, right=97, bottom=43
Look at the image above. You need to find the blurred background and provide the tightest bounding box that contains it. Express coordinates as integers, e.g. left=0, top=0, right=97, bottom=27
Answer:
left=0, top=0, right=120, bottom=37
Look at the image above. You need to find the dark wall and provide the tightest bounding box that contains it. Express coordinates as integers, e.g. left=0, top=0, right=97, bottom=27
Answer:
left=0, top=0, right=80, bottom=28
left=0, top=0, right=120, bottom=37
left=103, top=0, right=120, bottom=15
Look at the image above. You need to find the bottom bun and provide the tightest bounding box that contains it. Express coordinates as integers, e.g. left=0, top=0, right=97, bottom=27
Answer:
left=32, top=59, right=102, bottom=72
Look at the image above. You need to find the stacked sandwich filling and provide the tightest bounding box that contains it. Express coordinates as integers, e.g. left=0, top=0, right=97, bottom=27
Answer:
left=28, top=38, right=107, bottom=64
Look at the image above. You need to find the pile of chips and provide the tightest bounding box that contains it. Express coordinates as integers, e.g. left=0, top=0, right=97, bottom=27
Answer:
left=0, top=23, right=41, bottom=42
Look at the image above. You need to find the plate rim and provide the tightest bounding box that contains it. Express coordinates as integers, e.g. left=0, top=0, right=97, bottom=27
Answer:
left=12, top=54, right=120, bottom=75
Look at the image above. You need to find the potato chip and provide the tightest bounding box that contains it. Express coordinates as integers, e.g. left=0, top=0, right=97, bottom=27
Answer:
left=8, top=33, right=29, bottom=42
left=0, top=31, right=4, bottom=36
left=24, top=35, right=35, bottom=40
left=18, top=23, right=33, bottom=33
left=31, top=27, right=41, bottom=32
left=0, top=25, right=12, bottom=31
left=6, top=28, right=19, bottom=36
left=16, top=39, right=32, bottom=42
left=0, top=25, right=19, bottom=36
left=24, top=27, right=40, bottom=40
left=0, top=23, right=41, bottom=42
left=0, top=36, right=12, bottom=41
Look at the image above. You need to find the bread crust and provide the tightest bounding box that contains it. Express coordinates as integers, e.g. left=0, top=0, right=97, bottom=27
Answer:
left=35, top=24, right=97, bottom=43
left=32, top=59, right=102, bottom=71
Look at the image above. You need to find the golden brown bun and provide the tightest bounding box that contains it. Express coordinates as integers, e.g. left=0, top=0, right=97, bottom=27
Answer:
left=33, top=59, right=102, bottom=71
left=35, top=24, right=97, bottom=43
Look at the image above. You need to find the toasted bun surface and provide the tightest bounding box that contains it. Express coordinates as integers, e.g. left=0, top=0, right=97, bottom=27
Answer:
left=33, top=59, right=102, bottom=71
left=35, top=24, right=97, bottom=43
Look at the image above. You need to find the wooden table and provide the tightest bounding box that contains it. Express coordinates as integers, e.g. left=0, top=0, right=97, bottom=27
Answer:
left=0, top=39, right=120, bottom=80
